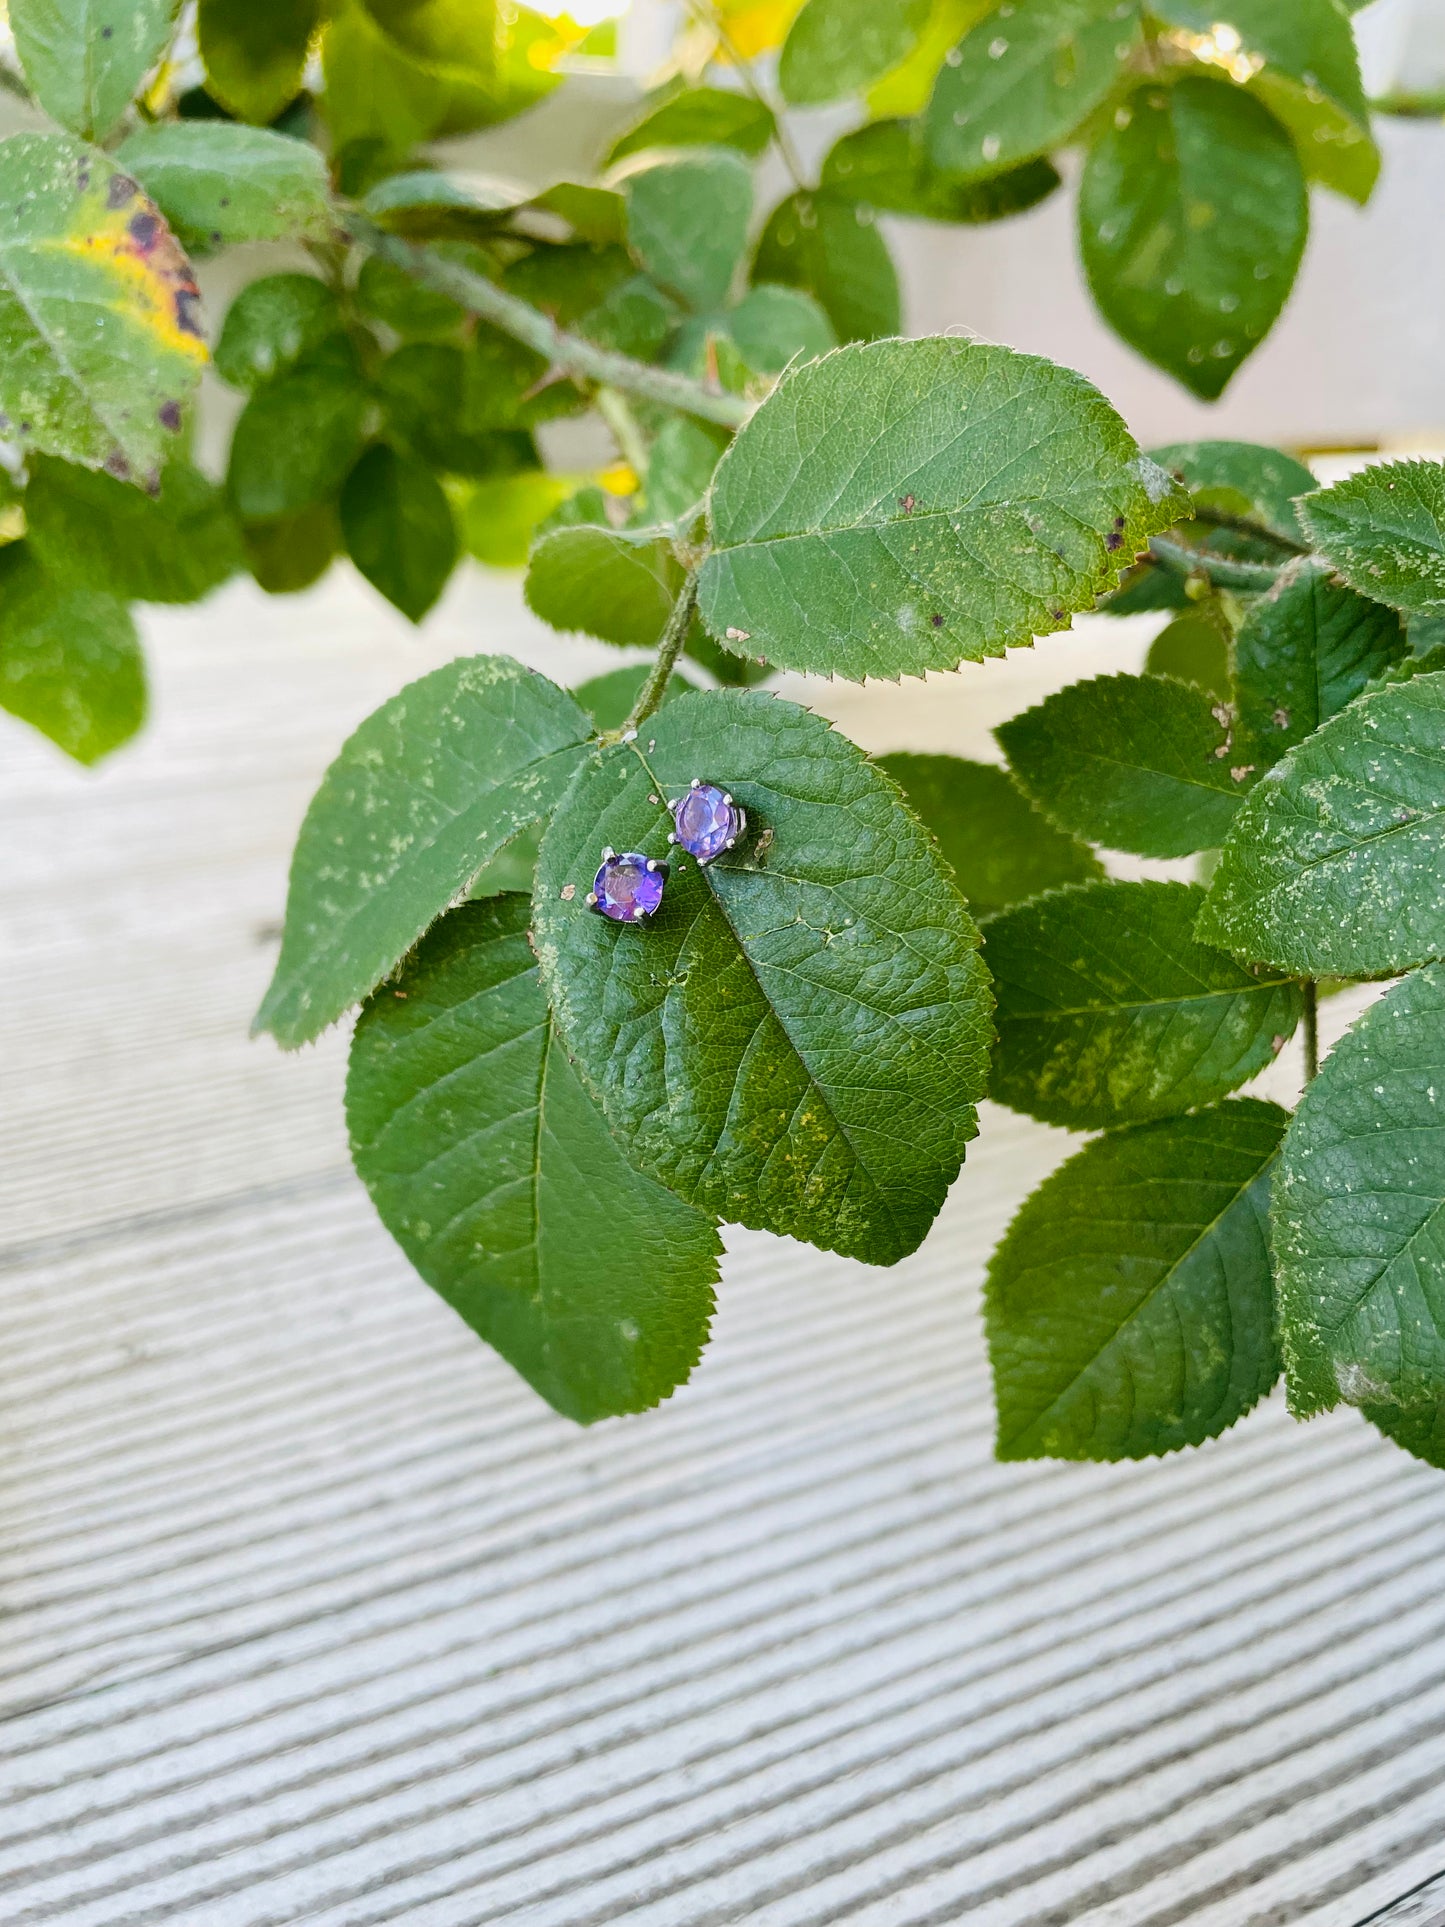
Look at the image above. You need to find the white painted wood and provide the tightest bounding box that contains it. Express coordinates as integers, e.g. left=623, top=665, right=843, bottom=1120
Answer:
left=0, top=569, right=1440, bottom=1926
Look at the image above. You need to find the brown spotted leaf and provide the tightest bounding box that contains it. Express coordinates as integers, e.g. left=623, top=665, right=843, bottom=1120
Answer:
left=0, top=133, right=206, bottom=484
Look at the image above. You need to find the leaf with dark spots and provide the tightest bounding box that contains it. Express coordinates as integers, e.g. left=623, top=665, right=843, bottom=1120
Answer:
left=0, top=133, right=206, bottom=481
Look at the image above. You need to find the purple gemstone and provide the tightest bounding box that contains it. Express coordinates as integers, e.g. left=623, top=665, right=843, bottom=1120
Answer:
left=591, top=851, right=666, bottom=922
left=671, top=783, right=745, bottom=864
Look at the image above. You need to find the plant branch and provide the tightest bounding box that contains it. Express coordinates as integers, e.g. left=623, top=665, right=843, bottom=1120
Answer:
left=621, top=573, right=700, bottom=736
left=684, top=0, right=807, bottom=191
left=346, top=216, right=752, bottom=431
left=1302, top=980, right=1319, bottom=1083
left=1189, top=506, right=1309, bottom=556
left=1147, top=534, right=1283, bottom=594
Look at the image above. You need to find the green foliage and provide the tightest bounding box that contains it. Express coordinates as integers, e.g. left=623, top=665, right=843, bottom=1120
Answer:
left=0, top=135, right=204, bottom=481
left=1273, top=966, right=1445, bottom=1417
left=1196, top=673, right=1445, bottom=978
left=256, top=656, right=592, bottom=1047
left=618, top=149, right=753, bottom=314
left=11, top=0, right=178, bottom=141
left=751, top=191, right=901, bottom=344
left=526, top=525, right=683, bottom=649
left=1079, top=78, right=1308, bottom=400
left=997, top=672, right=1244, bottom=857
left=214, top=275, right=342, bottom=391
left=984, top=880, right=1302, bottom=1129
left=226, top=339, right=371, bottom=521
left=198, top=0, right=320, bottom=124
left=0, top=543, right=144, bottom=763
left=779, top=0, right=932, bottom=106
left=926, top=0, right=1142, bottom=181
left=820, top=119, right=1061, bottom=224
left=339, top=443, right=457, bottom=621
left=1298, top=461, right=1445, bottom=619
left=876, top=753, right=1102, bottom=916
left=1231, top=557, right=1406, bottom=768
left=13, top=0, right=1431, bottom=1471
left=347, top=895, right=719, bottom=1422
left=1150, top=0, right=1377, bottom=203
left=605, top=86, right=775, bottom=167
left=985, top=1100, right=1285, bottom=1460
left=25, top=455, right=242, bottom=604
left=698, top=338, right=1188, bottom=681
left=532, top=690, right=994, bottom=1265
left=116, top=124, right=334, bottom=249
left=1145, top=611, right=1229, bottom=696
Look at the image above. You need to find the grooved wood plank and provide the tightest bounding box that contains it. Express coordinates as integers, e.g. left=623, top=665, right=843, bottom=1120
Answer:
left=0, top=570, right=1439, bottom=1926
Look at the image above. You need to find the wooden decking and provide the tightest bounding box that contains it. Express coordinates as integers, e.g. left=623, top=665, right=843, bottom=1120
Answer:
left=1, top=568, right=1441, bottom=1925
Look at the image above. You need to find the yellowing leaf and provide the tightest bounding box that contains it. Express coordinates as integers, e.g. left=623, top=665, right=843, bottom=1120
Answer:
left=0, top=133, right=206, bottom=484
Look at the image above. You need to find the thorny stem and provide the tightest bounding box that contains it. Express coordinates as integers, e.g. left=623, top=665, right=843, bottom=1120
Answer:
left=620, top=573, right=701, bottom=737
left=347, top=217, right=752, bottom=431
left=1302, top=981, right=1320, bottom=1083
left=1148, top=533, right=1284, bottom=594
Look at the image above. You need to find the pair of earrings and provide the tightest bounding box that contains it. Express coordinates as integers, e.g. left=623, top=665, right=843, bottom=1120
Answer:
left=586, top=780, right=748, bottom=923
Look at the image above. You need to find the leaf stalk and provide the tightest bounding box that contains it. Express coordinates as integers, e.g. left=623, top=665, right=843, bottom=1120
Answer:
left=1148, top=533, right=1284, bottom=593
left=620, top=572, right=701, bottom=737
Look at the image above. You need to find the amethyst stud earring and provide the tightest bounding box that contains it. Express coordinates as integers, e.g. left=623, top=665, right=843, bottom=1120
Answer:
left=667, top=780, right=747, bottom=865
left=586, top=847, right=668, bottom=922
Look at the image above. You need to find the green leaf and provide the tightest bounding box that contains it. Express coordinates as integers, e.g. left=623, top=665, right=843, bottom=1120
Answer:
left=116, top=124, right=333, bottom=249
left=779, top=0, right=932, bottom=106
left=356, top=254, right=467, bottom=341
left=683, top=625, right=772, bottom=688
left=984, top=879, right=1302, bottom=1130
left=322, top=0, right=557, bottom=159
left=242, top=502, right=340, bottom=594
left=198, top=0, right=320, bottom=124
left=1297, top=460, right=1445, bottom=620
left=360, top=168, right=530, bottom=235
left=0, top=542, right=143, bottom=764
left=1150, top=0, right=1377, bottom=203
left=255, top=656, right=593, bottom=1047
left=456, top=471, right=575, bottom=568
left=1150, top=438, right=1317, bottom=546
left=617, top=148, right=753, bottom=313
left=11, top=0, right=178, bottom=141
left=226, top=338, right=371, bottom=521
left=820, top=118, right=1061, bottom=223
left=525, top=525, right=683, bottom=649
left=997, top=672, right=1244, bottom=857
left=925, top=0, right=1143, bottom=180
left=339, top=443, right=457, bottom=622
left=697, top=336, right=1190, bottom=682
left=604, top=85, right=775, bottom=167
left=527, top=182, right=627, bottom=247
left=1232, top=556, right=1407, bottom=769
left=1079, top=77, right=1307, bottom=401
left=25, top=453, right=242, bottom=605
left=532, top=689, right=994, bottom=1266
left=985, top=1098, right=1285, bottom=1460
left=725, top=284, right=835, bottom=375
left=1145, top=610, right=1229, bottom=697
left=571, top=663, right=694, bottom=733
left=751, top=190, right=901, bottom=344
left=347, top=894, right=720, bottom=1423
left=875, top=752, right=1102, bottom=916
left=0, top=134, right=206, bottom=483
left=644, top=415, right=728, bottom=526
left=1195, top=672, right=1445, bottom=977
left=213, top=273, right=342, bottom=392
left=1366, top=1395, right=1445, bottom=1471
left=1272, top=964, right=1445, bottom=1416
left=377, top=342, right=541, bottom=478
